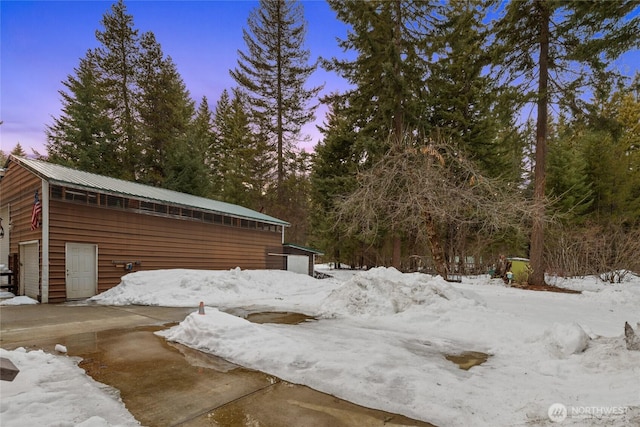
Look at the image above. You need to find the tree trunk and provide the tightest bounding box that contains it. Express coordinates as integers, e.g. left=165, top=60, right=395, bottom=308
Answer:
left=390, top=0, right=403, bottom=272
left=275, top=2, right=285, bottom=203
left=392, top=235, right=401, bottom=270
left=529, top=0, right=550, bottom=286
left=425, top=211, right=448, bottom=280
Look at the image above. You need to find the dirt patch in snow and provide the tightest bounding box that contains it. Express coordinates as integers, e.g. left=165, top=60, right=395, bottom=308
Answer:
left=513, top=283, right=581, bottom=294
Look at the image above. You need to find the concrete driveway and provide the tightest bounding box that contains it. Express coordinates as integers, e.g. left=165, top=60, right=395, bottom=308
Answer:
left=0, top=303, right=435, bottom=426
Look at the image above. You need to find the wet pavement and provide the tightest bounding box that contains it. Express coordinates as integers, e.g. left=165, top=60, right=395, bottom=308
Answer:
left=0, top=304, right=436, bottom=427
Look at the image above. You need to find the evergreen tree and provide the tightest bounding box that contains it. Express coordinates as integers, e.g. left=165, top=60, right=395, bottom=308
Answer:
left=324, top=0, right=441, bottom=267
left=211, top=89, right=269, bottom=209
left=605, top=76, right=640, bottom=224
left=93, top=0, right=141, bottom=180
left=190, top=96, right=215, bottom=196
left=546, top=117, right=593, bottom=220
left=230, top=0, right=322, bottom=201
left=579, top=76, right=640, bottom=224
left=46, top=54, right=119, bottom=175
left=209, top=90, right=232, bottom=197
left=10, top=143, right=27, bottom=157
left=279, top=150, right=313, bottom=244
left=310, top=97, right=361, bottom=266
left=136, top=32, right=195, bottom=187
left=0, top=141, right=25, bottom=164
left=164, top=132, right=210, bottom=197
left=492, top=0, right=640, bottom=285
left=325, top=0, right=438, bottom=161
left=428, top=0, right=516, bottom=178
left=47, top=0, right=197, bottom=189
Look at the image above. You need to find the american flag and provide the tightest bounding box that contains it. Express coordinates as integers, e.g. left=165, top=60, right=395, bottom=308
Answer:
left=31, top=190, right=42, bottom=230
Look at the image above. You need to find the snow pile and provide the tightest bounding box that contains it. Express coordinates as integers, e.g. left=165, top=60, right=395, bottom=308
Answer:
left=580, top=284, right=640, bottom=307
left=5, top=266, right=640, bottom=426
left=155, top=268, right=640, bottom=426
left=320, top=267, right=483, bottom=317
left=91, top=268, right=339, bottom=313
left=158, top=308, right=481, bottom=426
left=0, top=295, right=39, bottom=306
left=542, top=322, right=591, bottom=358
left=0, top=290, right=15, bottom=299
left=0, top=348, right=139, bottom=427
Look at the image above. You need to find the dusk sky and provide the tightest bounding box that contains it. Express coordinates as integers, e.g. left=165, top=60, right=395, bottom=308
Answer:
left=1, top=0, right=351, bottom=155
left=1, top=1, right=639, bottom=157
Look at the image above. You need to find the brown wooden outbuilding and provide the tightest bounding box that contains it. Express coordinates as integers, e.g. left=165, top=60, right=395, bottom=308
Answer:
left=0, top=156, right=291, bottom=303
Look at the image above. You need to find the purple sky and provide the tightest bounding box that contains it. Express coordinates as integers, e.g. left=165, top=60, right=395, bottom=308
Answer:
left=1, top=0, right=351, bottom=155
left=1, top=1, right=639, bottom=157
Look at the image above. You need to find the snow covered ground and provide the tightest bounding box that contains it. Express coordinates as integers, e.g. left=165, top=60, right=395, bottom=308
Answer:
left=1, top=266, right=639, bottom=426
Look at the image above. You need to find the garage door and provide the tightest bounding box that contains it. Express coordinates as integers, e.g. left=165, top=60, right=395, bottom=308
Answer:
left=287, top=255, right=308, bottom=275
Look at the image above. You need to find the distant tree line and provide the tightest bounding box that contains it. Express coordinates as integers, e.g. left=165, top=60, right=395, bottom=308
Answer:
left=40, top=0, right=640, bottom=281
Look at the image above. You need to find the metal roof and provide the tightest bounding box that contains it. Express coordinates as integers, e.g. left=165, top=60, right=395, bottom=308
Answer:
left=284, top=243, right=324, bottom=255
left=12, top=156, right=289, bottom=226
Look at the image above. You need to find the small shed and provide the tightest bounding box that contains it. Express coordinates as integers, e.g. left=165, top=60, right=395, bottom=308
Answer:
left=0, top=156, right=291, bottom=302
left=282, top=243, right=324, bottom=276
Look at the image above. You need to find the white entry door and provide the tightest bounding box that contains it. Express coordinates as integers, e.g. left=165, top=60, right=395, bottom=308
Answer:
left=20, top=241, right=40, bottom=298
left=66, top=243, right=97, bottom=299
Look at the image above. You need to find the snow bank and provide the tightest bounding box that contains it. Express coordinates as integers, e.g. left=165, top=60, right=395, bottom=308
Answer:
left=8, top=267, right=637, bottom=426
left=541, top=322, right=591, bottom=358
left=91, top=268, right=339, bottom=313
left=0, top=348, right=139, bottom=427
left=320, top=267, right=483, bottom=317
left=0, top=296, right=38, bottom=306
left=158, top=308, right=483, bottom=426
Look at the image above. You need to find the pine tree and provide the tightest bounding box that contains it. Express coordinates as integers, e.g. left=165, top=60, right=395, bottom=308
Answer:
left=579, top=76, right=640, bottom=224
left=211, top=89, right=269, bottom=209
left=325, top=0, right=437, bottom=161
left=325, top=0, right=441, bottom=267
left=163, top=97, right=210, bottom=197
left=136, top=31, right=195, bottom=187
left=310, top=97, right=361, bottom=266
left=164, top=132, right=210, bottom=197
left=93, top=0, right=141, bottom=180
left=279, top=150, right=313, bottom=244
left=10, top=143, right=27, bottom=157
left=428, top=0, right=516, bottom=178
left=46, top=54, right=119, bottom=175
left=209, top=90, right=232, bottom=197
left=230, top=0, right=322, bottom=202
left=492, top=0, right=640, bottom=285
left=546, top=117, right=593, bottom=220
left=190, top=96, right=215, bottom=196
left=606, top=76, right=640, bottom=224
left=48, top=0, right=197, bottom=189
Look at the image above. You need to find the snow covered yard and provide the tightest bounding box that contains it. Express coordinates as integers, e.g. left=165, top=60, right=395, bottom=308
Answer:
left=1, top=266, right=639, bottom=426
left=0, top=348, right=140, bottom=427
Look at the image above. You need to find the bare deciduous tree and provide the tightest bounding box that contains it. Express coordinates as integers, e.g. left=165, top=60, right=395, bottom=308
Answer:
left=546, top=223, right=640, bottom=282
left=335, top=134, right=538, bottom=280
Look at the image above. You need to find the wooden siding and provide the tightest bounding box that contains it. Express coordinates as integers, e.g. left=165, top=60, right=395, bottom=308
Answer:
left=47, top=201, right=282, bottom=302
left=1, top=158, right=287, bottom=303
left=0, top=161, right=43, bottom=298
